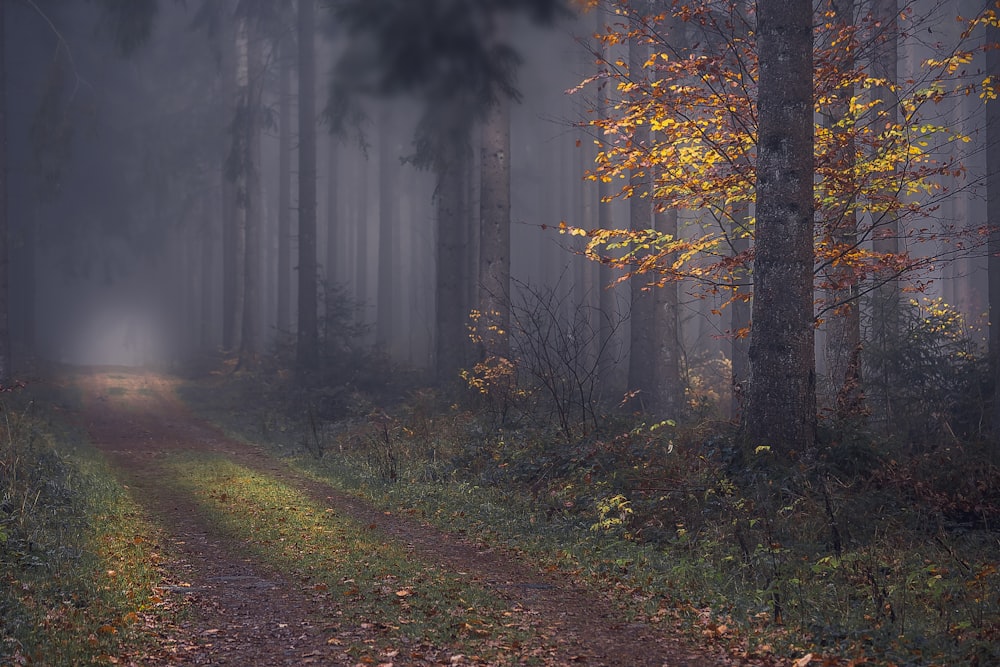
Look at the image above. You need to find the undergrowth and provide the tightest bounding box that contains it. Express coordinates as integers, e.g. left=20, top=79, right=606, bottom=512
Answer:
left=178, top=356, right=1000, bottom=667
left=178, top=296, right=1000, bottom=666
left=0, top=389, right=168, bottom=665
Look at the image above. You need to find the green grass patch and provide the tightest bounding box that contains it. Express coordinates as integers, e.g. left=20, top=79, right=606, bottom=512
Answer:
left=1, top=394, right=170, bottom=665
left=162, top=453, right=539, bottom=664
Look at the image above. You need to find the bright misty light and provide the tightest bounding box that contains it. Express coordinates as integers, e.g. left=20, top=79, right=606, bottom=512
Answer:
left=64, top=301, right=170, bottom=367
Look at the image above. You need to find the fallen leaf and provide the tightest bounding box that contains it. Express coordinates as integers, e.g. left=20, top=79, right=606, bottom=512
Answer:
left=794, top=653, right=814, bottom=667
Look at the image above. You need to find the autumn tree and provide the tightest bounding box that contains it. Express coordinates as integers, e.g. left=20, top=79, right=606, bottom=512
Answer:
left=569, top=0, right=992, bottom=434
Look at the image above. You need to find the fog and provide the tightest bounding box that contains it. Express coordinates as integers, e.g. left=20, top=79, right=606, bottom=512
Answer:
left=4, top=0, right=992, bottom=409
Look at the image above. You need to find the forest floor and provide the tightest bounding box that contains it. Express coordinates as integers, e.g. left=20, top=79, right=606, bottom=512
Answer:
left=69, top=367, right=725, bottom=667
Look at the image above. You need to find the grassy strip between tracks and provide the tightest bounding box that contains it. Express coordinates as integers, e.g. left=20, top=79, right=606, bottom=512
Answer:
left=162, top=452, right=547, bottom=665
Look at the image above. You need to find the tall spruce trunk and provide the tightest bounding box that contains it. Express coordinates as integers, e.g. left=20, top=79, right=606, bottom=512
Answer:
left=988, top=17, right=1000, bottom=438
left=231, top=15, right=248, bottom=356
left=626, top=2, right=657, bottom=411
left=376, top=105, right=396, bottom=351
left=870, top=0, right=901, bottom=423
left=277, top=34, right=292, bottom=334
left=745, top=0, right=816, bottom=455
left=435, top=136, right=469, bottom=383
left=238, top=19, right=263, bottom=362
left=478, top=94, right=511, bottom=359
left=297, top=0, right=318, bottom=368
left=0, top=0, right=9, bottom=384
left=823, top=0, right=862, bottom=418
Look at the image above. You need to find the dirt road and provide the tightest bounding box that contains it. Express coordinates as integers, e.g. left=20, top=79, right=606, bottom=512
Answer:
left=74, top=368, right=717, bottom=666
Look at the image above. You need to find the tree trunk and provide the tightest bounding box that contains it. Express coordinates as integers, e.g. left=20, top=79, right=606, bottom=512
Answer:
left=231, top=15, right=248, bottom=356
left=654, top=206, right=681, bottom=415
left=435, top=135, right=470, bottom=384
left=277, top=33, right=293, bottom=334
left=870, top=0, right=900, bottom=422
left=988, top=17, right=1000, bottom=437
left=376, top=105, right=396, bottom=351
left=745, top=0, right=816, bottom=456
left=652, top=7, right=684, bottom=417
left=596, top=1, right=625, bottom=396
left=478, top=94, right=511, bottom=358
left=626, top=2, right=657, bottom=411
left=221, top=11, right=238, bottom=352
left=238, top=19, right=262, bottom=362
left=0, top=0, right=9, bottom=384
left=822, top=0, right=862, bottom=419
left=354, top=150, right=369, bottom=327
left=297, top=0, right=318, bottom=369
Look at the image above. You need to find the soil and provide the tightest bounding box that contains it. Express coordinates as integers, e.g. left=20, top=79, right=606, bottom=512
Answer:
left=70, top=368, right=724, bottom=667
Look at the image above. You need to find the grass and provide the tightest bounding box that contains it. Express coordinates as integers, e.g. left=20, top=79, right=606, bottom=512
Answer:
left=161, top=453, right=542, bottom=664
left=179, top=371, right=1000, bottom=666
left=0, top=392, right=171, bottom=665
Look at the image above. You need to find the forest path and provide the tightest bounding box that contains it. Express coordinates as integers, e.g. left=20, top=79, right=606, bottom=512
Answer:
left=70, top=368, right=718, bottom=666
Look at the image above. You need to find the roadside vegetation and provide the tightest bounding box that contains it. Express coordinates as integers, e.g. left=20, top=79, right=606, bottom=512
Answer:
left=0, top=386, right=169, bottom=665
left=179, top=296, right=1000, bottom=667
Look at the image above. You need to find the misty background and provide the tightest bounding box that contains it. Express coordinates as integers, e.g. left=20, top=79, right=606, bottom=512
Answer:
left=4, top=0, right=990, bottom=415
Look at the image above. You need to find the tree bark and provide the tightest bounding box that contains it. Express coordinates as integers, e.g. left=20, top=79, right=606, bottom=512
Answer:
left=277, top=33, right=293, bottom=334
left=870, top=0, right=900, bottom=421
left=478, top=94, right=511, bottom=358
left=435, top=134, right=470, bottom=384
left=0, top=0, right=10, bottom=384
left=297, top=0, right=318, bottom=369
left=231, top=14, right=248, bottom=356
left=745, top=0, right=816, bottom=455
left=238, top=18, right=263, bottom=362
left=626, top=1, right=657, bottom=412
left=823, top=0, right=863, bottom=418
left=988, top=16, right=1000, bottom=437
left=376, top=105, right=396, bottom=351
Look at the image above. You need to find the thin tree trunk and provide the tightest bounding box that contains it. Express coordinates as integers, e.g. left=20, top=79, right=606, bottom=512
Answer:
left=354, top=151, right=369, bottom=326
left=239, top=20, right=262, bottom=362
left=730, top=202, right=751, bottom=420
left=626, top=1, right=657, bottom=411
left=745, top=0, right=816, bottom=455
left=221, top=12, right=238, bottom=351
left=376, top=105, right=396, bottom=350
left=231, top=14, right=248, bottom=356
left=988, top=16, right=1000, bottom=437
left=325, top=133, right=339, bottom=332
left=596, top=1, right=624, bottom=396
left=435, top=134, right=469, bottom=384
left=870, top=0, right=900, bottom=422
left=652, top=7, right=683, bottom=416
left=277, top=34, right=292, bottom=334
left=478, top=94, right=511, bottom=358
left=0, top=0, right=9, bottom=384
left=297, top=0, right=318, bottom=368
left=823, top=0, right=862, bottom=419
